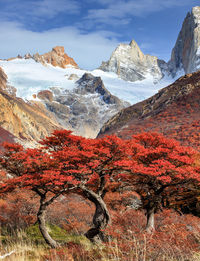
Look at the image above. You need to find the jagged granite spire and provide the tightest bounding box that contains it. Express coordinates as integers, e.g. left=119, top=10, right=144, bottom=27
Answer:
left=168, top=6, right=200, bottom=76
left=99, top=39, right=168, bottom=83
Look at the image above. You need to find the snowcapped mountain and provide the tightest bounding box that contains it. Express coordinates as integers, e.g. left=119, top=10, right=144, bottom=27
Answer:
left=100, top=6, right=200, bottom=82
left=0, top=54, right=171, bottom=140
left=99, top=39, right=168, bottom=83
left=1, top=6, right=200, bottom=142
left=0, top=56, right=172, bottom=105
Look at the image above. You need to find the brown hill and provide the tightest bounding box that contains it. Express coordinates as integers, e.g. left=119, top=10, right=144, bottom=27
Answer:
left=0, top=67, right=62, bottom=145
left=98, top=71, right=200, bottom=148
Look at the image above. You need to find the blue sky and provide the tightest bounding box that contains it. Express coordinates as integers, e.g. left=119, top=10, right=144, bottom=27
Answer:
left=0, top=0, right=199, bottom=69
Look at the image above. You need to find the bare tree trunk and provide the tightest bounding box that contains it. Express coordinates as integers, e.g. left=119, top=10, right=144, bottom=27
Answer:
left=81, top=187, right=110, bottom=243
left=145, top=207, right=155, bottom=234
left=37, top=201, right=59, bottom=248
left=35, top=190, right=62, bottom=248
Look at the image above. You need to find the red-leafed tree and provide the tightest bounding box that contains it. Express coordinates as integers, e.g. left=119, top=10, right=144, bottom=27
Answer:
left=0, top=130, right=129, bottom=245
left=116, top=132, right=200, bottom=233
left=0, top=138, right=81, bottom=248
left=79, top=135, right=129, bottom=242
left=40, top=132, right=129, bottom=242
left=2, top=129, right=198, bottom=245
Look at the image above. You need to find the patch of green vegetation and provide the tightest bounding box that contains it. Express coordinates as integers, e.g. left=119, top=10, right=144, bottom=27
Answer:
left=26, top=223, right=68, bottom=243
left=25, top=223, right=91, bottom=247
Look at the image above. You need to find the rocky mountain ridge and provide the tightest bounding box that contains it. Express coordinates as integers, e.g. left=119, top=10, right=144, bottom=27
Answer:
left=33, top=46, right=78, bottom=69
left=98, top=70, right=200, bottom=148
left=6, top=46, right=78, bottom=69
left=38, top=73, right=128, bottom=138
left=168, top=6, right=200, bottom=76
left=100, top=6, right=200, bottom=82
left=100, top=40, right=168, bottom=83
left=0, top=66, right=128, bottom=143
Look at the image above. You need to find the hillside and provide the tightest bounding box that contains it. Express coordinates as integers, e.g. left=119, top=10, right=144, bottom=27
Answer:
left=98, top=71, right=200, bottom=148
left=0, top=66, right=63, bottom=144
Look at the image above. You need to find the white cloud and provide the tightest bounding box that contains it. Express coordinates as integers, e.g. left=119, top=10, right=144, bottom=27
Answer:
left=0, top=21, right=119, bottom=69
left=32, top=0, right=80, bottom=18
left=85, top=0, right=198, bottom=25
left=0, top=0, right=80, bottom=22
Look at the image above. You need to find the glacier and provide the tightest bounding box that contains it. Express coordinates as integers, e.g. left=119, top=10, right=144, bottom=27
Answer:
left=0, top=58, right=175, bottom=105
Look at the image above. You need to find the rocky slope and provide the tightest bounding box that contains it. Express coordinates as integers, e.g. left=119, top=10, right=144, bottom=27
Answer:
left=0, top=65, right=128, bottom=142
left=39, top=73, right=128, bottom=138
left=0, top=67, right=7, bottom=90
left=98, top=71, right=200, bottom=148
left=0, top=127, right=16, bottom=151
left=168, top=6, right=200, bottom=77
left=99, top=40, right=168, bottom=83
left=0, top=67, right=62, bottom=145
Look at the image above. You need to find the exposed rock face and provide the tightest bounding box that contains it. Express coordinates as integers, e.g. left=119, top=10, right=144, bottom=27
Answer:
left=168, top=6, right=200, bottom=76
left=24, top=53, right=32, bottom=59
left=0, top=91, right=62, bottom=143
left=99, top=7, right=200, bottom=81
left=0, top=127, right=15, bottom=148
left=75, top=73, right=122, bottom=105
left=0, top=67, right=16, bottom=96
left=98, top=70, right=200, bottom=148
left=33, top=46, right=78, bottom=68
left=39, top=73, right=129, bottom=138
left=0, top=67, right=127, bottom=140
left=37, top=90, right=54, bottom=102
left=99, top=40, right=168, bottom=83
left=0, top=67, right=7, bottom=91
left=0, top=67, right=62, bottom=144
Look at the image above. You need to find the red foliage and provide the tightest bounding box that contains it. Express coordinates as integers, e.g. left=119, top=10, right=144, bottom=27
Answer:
left=0, top=189, right=38, bottom=230
left=0, top=129, right=200, bottom=248
left=105, top=209, right=200, bottom=260
left=116, top=91, right=200, bottom=149
left=116, top=132, right=200, bottom=209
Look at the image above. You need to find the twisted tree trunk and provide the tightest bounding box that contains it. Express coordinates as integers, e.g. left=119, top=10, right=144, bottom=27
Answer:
left=37, top=200, right=59, bottom=248
left=81, top=186, right=110, bottom=243
left=35, top=190, right=61, bottom=248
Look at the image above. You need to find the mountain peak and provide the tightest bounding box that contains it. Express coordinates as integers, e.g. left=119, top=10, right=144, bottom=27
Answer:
left=33, top=46, right=79, bottom=69
left=168, top=6, right=200, bottom=76
left=52, top=46, right=65, bottom=55
left=99, top=39, right=166, bottom=82
left=129, top=39, right=139, bottom=48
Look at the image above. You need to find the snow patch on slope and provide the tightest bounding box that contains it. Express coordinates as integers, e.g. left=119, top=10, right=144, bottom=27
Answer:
left=0, top=59, right=84, bottom=100
left=0, top=58, right=174, bottom=105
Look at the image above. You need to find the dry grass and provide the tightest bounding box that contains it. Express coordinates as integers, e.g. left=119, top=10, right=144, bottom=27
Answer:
left=0, top=229, right=200, bottom=261
left=0, top=230, right=46, bottom=261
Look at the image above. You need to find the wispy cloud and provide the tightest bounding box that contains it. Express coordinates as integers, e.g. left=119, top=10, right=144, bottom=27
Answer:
left=85, top=0, right=198, bottom=25
left=0, top=0, right=80, bottom=23
left=32, top=0, right=80, bottom=18
left=0, top=21, right=119, bottom=69
left=0, top=0, right=198, bottom=29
